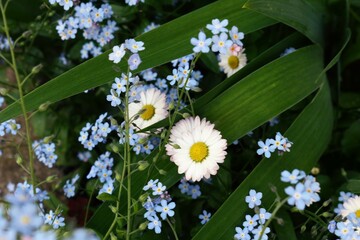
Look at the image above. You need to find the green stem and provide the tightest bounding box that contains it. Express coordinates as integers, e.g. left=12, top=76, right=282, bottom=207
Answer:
left=84, top=179, right=99, bottom=226
left=0, top=0, right=36, bottom=194
left=166, top=218, right=179, bottom=240
left=125, top=71, right=132, bottom=240
left=258, top=197, right=289, bottom=240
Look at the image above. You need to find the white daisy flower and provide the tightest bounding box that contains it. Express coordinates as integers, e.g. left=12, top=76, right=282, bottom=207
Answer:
left=218, top=47, right=247, bottom=78
left=340, top=195, right=360, bottom=218
left=165, top=116, right=227, bottom=182
left=129, top=88, right=168, bottom=138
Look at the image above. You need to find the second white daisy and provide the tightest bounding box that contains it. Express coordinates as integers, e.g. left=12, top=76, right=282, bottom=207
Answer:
left=165, top=116, right=227, bottom=182
left=340, top=195, right=360, bottom=218
left=129, top=88, right=168, bottom=138
left=218, top=46, right=247, bottom=78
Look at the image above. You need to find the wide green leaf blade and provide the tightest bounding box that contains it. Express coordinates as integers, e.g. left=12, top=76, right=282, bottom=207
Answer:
left=243, top=0, right=325, bottom=45
left=193, top=81, right=333, bottom=240
left=196, top=45, right=324, bottom=143
left=0, top=0, right=276, bottom=123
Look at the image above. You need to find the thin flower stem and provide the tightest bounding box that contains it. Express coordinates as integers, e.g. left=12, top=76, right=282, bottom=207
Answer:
left=84, top=179, right=99, bottom=226
left=0, top=0, right=36, bottom=194
left=166, top=218, right=179, bottom=240
left=124, top=71, right=132, bottom=240
left=0, top=52, right=13, bottom=67
left=258, top=197, right=289, bottom=240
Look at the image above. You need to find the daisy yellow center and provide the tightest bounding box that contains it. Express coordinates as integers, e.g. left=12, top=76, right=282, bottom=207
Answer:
left=140, top=104, right=155, bottom=120
left=190, top=142, right=208, bottom=162
left=228, top=55, right=239, bottom=69
left=356, top=209, right=360, bottom=218
left=21, top=215, right=30, bottom=225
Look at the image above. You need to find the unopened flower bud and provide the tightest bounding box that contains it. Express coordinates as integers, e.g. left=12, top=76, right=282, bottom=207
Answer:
left=321, top=212, right=333, bottom=218
left=159, top=169, right=167, bottom=175
left=111, top=144, right=119, bottom=153
left=16, top=155, right=23, bottom=165
left=341, top=168, right=347, bottom=178
left=138, top=193, right=148, bottom=203
left=109, top=205, right=117, bottom=214
left=322, top=199, right=332, bottom=207
left=139, top=222, right=148, bottom=231
left=138, top=161, right=149, bottom=171
left=138, top=137, right=147, bottom=145
left=0, top=88, right=8, bottom=95
left=276, top=217, right=284, bottom=225
left=168, top=102, right=174, bottom=110
left=115, top=172, right=121, bottom=182
left=311, top=225, right=317, bottom=236
left=300, top=225, right=306, bottom=233
left=311, top=167, right=320, bottom=175
left=46, top=175, right=57, bottom=182
left=160, top=129, right=167, bottom=139
left=22, top=30, right=32, bottom=39
left=39, top=101, right=51, bottom=112
left=191, top=87, right=202, bottom=92
left=182, top=113, right=190, bottom=118
left=43, top=135, right=54, bottom=144
left=172, top=144, right=180, bottom=149
left=31, top=64, right=43, bottom=74
left=110, top=117, right=118, bottom=127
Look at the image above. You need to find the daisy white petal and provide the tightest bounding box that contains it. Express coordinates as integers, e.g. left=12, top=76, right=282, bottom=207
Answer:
left=166, top=116, right=227, bottom=182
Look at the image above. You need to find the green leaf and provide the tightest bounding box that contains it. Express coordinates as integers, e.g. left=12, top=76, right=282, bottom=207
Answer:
left=341, top=119, right=360, bottom=160
left=243, top=0, right=325, bottom=45
left=96, top=193, right=118, bottom=202
left=0, top=0, right=276, bottom=123
left=193, top=81, right=333, bottom=240
left=347, top=179, right=360, bottom=193
left=196, top=45, right=324, bottom=143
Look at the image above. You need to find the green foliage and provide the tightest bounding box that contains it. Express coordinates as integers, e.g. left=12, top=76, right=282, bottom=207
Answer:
left=1, top=0, right=359, bottom=239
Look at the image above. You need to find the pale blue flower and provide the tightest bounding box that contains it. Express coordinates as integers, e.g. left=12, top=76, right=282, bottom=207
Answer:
left=155, top=200, right=176, bottom=220
left=285, top=183, right=310, bottom=210
left=147, top=215, right=162, bottom=234
left=257, top=208, right=271, bottom=224
left=229, top=26, right=244, bottom=46
left=242, top=214, right=258, bottom=231
left=206, top=18, right=228, bottom=34
left=199, top=210, right=211, bottom=225
left=190, top=31, right=212, bottom=53
left=143, top=179, right=159, bottom=191
left=189, top=184, right=201, bottom=199
left=153, top=182, right=166, bottom=196
left=109, top=44, right=125, bottom=64
left=245, top=189, right=262, bottom=209
left=256, top=139, right=276, bottom=158
left=211, top=32, right=232, bottom=54
left=128, top=53, right=142, bottom=70
left=280, top=169, right=306, bottom=184
left=125, top=39, right=145, bottom=53
left=234, top=227, right=250, bottom=240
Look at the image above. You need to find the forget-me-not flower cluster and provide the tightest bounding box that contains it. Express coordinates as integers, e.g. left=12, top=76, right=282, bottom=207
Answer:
left=50, top=1, right=118, bottom=59
left=178, top=177, right=202, bottom=199
left=32, top=138, right=58, bottom=168
left=63, top=174, right=80, bottom=198
left=142, top=179, right=176, bottom=234
left=166, top=53, right=203, bottom=91
left=256, top=132, right=293, bottom=158
left=190, top=18, right=247, bottom=78
left=234, top=189, right=272, bottom=240
left=281, top=169, right=321, bottom=210
left=198, top=210, right=211, bottom=225
left=78, top=112, right=114, bottom=150
left=86, top=151, right=115, bottom=195
left=0, top=119, right=21, bottom=137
